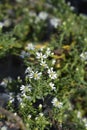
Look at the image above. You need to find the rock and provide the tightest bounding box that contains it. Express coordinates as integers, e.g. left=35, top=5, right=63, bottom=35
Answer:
left=0, top=93, right=9, bottom=107
left=0, top=107, right=26, bottom=130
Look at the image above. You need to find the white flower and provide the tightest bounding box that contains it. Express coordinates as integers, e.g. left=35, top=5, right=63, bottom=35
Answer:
left=35, top=17, right=40, bottom=24
left=39, top=104, right=42, bottom=109
left=50, top=18, right=61, bottom=28
left=7, top=77, right=12, bottom=83
left=17, top=94, right=22, bottom=103
left=0, top=77, right=12, bottom=87
left=35, top=117, right=38, bottom=120
left=22, top=93, right=31, bottom=99
left=20, top=84, right=32, bottom=94
left=0, top=81, right=7, bottom=87
left=20, top=50, right=30, bottom=58
left=0, top=22, right=4, bottom=29
left=38, top=11, right=48, bottom=20
left=48, top=67, right=57, bottom=79
left=25, top=43, right=35, bottom=50
left=70, top=6, right=75, bottom=11
left=26, top=72, right=34, bottom=79
left=26, top=70, right=42, bottom=80
left=82, top=118, right=87, bottom=128
left=28, top=114, right=32, bottom=119
left=52, top=97, right=63, bottom=108
left=4, top=19, right=11, bottom=27
left=25, top=67, right=33, bottom=74
left=20, top=102, right=25, bottom=108
left=36, top=52, right=47, bottom=60
left=39, top=112, right=44, bottom=117
left=45, top=48, right=51, bottom=57
left=14, top=113, right=17, bottom=116
left=67, top=2, right=71, bottom=6
left=52, top=59, right=56, bottom=65
left=77, top=111, right=82, bottom=119
left=9, top=93, right=14, bottom=103
left=17, top=76, right=22, bottom=82
left=20, top=85, right=25, bottom=91
left=33, top=71, right=42, bottom=80
left=29, top=11, right=36, bottom=17
left=40, top=60, right=48, bottom=68
left=49, top=82, right=56, bottom=90
left=80, top=52, right=87, bottom=61
left=76, top=67, right=79, bottom=71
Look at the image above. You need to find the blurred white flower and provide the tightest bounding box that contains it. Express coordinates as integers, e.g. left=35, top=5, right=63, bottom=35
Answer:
left=20, top=102, right=25, bottom=108
left=7, top=77, right=12, bottom=83
left=48, top=67, right=57, bottom=79
left=52, top=97, right=63, bottom=108
left=0, top=81, right=7, bottom=87
left=35, top=117, right=38, bottom=120
left=20, top=50, right=30, bottom=58
left=14, top=113, right=17, bottom=116
left=49, top=82, right=56, bottom=90
left=4, top=19, right=11, bottom=27
left=25, top=67, right=33, bottom=74
left=29, top=11, right=36, bottom=17
left=82, top=118, right=87, bottom=128
left=40, top=60, right=48, bottom=68
left=77, top=111, right=82, bottom=119
left=17, top=76, right=22, bottom=83
left=0, top=77, right=12, bottom=87
left=80, top=52, right=87, bottom=61
left=20, top=84, right=32, bottom=93
left=28, top=114, right=32, bottom=119
left=36, top=52, right=47, bottom=60
left=0, top=22, right=4, bottom=29
left=70, top=6, right=75, bottom=11
left=38, top=11, right=48, bottom=20
left=9, top=93, right=14, bottom=103
left=39, top=112, right=44, bottom=117
left=67, top=2, right=71, bottom=6
left=50, top=18, right=61, bottom=28
left=52, top=59, right=56, bottom=65
left=45, top=48, right=51, bottom=57
left=20, top=85, right=25, bottom=91
left=25, top=43, right=35, bottom=50
left=76, top=67, right=79, bottom=71
left=39, top=104, right=42, bottom=109
left=35, top=17, right=40, bottom=24
left=22, top=93, right=31, bottom=99
left=17, top=94, right=22, bottom=103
